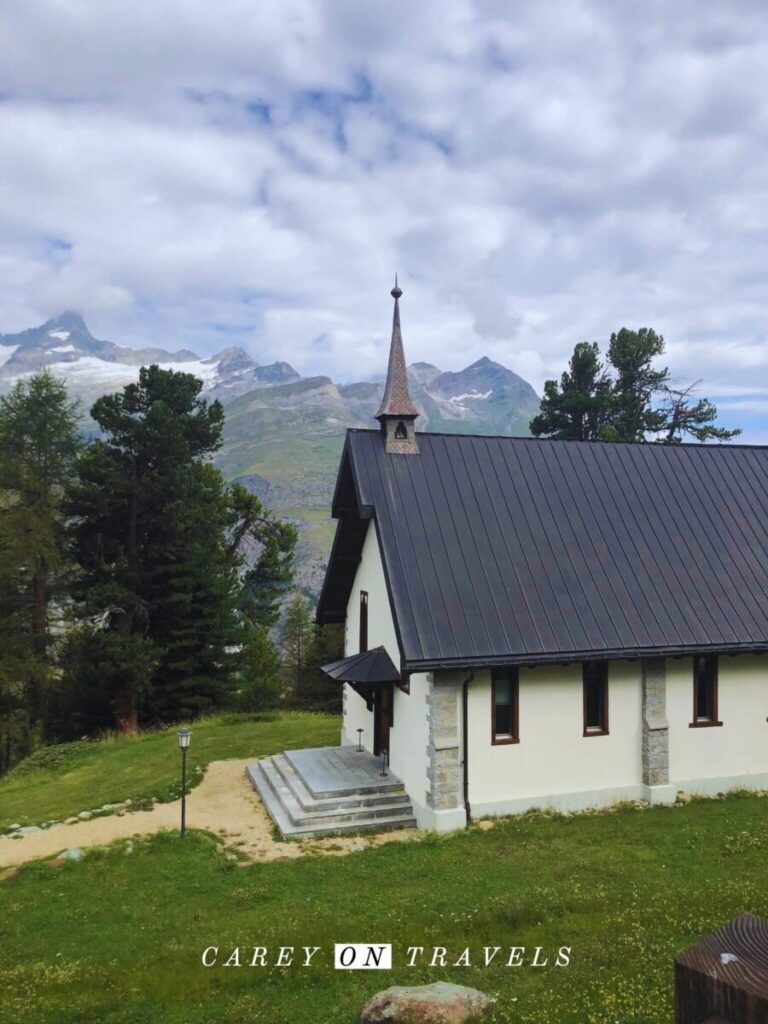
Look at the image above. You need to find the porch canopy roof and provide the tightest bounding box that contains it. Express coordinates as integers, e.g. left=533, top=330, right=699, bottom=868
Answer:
left=321, top=645, right=401, bottom=687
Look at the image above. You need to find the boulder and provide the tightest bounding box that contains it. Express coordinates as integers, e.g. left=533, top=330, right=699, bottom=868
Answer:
left=7, top=823, right=21, bottom=831
left=78, top=811, right=93, bottom=821
left=17, top=825, right=42, bottom=836
left=58, top=848, right=84, bottom=861
left=361, top=982, right=494, bottom=1023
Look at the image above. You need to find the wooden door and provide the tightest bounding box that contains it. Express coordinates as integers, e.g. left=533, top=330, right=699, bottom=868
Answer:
left=373, top=685, right=392, bottom=756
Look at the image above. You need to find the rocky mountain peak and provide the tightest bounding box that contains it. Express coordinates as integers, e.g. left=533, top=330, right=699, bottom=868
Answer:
left=43, top=310, right=89, bottom=335
left=205, top=346, right=255, bottom=373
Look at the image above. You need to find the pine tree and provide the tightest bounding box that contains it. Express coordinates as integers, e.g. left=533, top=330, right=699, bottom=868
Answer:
left=531, top=329, right=740, bottom=444
left=297, top=622, right=344, bottom=713
left=235, top=624, right=282, bottom=712
left=280, top=592, right=315, bottom=697
left=67, top=365, right=240, bottom=729
left=230, top=482, right=297, bottom=631
left=657, top=382, right=741, bottom=444
left=530, top=342, right=613, bottom=441
left=605, top=328, right=669, bottom=441
left=0, top=371, right=81, bottom=761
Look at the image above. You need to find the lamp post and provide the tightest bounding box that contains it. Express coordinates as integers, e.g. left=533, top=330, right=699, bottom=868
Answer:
left=177, top=729, right=191, bottom=838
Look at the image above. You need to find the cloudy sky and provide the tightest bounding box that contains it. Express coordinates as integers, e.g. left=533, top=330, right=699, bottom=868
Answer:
left=1, top=1, right=767, bottom=439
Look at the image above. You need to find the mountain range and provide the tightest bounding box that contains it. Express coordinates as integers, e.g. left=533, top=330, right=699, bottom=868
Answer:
left=0, top=312, right=541, bottom=590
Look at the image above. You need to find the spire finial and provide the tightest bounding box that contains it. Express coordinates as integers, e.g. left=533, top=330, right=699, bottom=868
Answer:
left=391, top=274, right=402, bottom=300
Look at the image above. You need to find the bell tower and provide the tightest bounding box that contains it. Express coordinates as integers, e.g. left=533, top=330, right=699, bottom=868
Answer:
left=375, top=277, right=420, bottom=454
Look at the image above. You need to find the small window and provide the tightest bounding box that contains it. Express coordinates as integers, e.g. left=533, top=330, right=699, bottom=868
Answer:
left=359, top=591, right=368, bottom=653
left=492, top=668, right=519, bottom=744
left=394, top=420, right=408, bottom=439
left=692, top=655, right=720, bottom=726
left=583, top=661, right=608, bottom=736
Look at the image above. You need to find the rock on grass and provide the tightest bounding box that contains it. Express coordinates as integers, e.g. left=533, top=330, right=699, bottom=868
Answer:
left=361, top=982, right=494, bottom=1023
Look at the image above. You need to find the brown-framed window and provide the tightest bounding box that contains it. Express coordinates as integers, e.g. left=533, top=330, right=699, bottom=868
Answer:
left=583, top=661, right=609, bottom=736
left=691, top=654, right=721, bottom=727
left=359, top=591, right=368, bottom=653
left=492, top=668, right=519, bottom=744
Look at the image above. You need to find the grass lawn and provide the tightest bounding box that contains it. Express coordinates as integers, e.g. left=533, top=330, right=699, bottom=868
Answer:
left=0, top=711, right=339, bottom=829
left=3, top=788, right=768, bottom=1023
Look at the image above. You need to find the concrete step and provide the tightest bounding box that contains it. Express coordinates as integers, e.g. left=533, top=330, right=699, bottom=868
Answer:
left=247, top=762, right=417, bottom=839
left=271, top=753, right=408, bottom=813
left=284, top=747, right=403, bottom=799
left=258, top=757, right=414, bottom=827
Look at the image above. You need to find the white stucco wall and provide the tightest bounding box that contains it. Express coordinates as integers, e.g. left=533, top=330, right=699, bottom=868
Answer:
left=667, top=654, right=768, bottom=792
left=389, top=674, right=429, bottom=812
left=341, top=521, right=393, bottom=750
left=465, top=662, right=644, bottom=816
left=336, top=518, right=768, bottom=826
left=340, top=521, right=429, bottom=813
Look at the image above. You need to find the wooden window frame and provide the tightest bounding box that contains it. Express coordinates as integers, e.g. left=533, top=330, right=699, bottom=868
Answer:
left=359, top=590, right=368, bottom=653
left=582, top=661, right=609, bottom=737
left=491, top=668, right=519, bottom=745
left=690, top=654, right=723, bottom=728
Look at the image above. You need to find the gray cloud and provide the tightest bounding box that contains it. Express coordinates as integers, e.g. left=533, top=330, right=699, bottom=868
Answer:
left=0, top=0, right=767, bottom=438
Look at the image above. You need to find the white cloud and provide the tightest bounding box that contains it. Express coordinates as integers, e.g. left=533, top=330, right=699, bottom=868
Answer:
left=0, top=0, right=767, bottom=441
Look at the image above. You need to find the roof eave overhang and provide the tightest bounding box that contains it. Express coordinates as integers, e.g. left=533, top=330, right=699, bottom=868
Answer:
left=403, top=642, right=768, bottom=673
left=317, top=434, right=375, bottom=626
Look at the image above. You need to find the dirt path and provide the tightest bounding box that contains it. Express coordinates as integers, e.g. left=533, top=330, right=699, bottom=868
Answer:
left=0, top=758, right=420, bottom=869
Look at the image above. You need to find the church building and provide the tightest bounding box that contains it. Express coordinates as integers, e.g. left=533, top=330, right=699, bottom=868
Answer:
left=316, top=282, right=768, bottom=832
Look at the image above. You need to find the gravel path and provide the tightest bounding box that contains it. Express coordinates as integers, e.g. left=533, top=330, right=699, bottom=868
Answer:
left=0, top=758, right=419, bottom=869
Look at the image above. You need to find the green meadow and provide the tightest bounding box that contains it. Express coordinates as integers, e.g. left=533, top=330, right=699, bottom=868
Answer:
left=0, top=712, right=339, bottom=829
left=2, top=715, right=768, bottom=1023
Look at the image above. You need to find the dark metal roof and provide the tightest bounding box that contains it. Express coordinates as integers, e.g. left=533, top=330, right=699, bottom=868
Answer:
left=321, top=646, right=401, bottom=685
left=318, top=429, right=768, bottom=670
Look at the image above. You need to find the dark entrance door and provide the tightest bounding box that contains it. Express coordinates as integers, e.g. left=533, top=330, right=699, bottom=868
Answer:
left=373, top=684, right=392, bottom=756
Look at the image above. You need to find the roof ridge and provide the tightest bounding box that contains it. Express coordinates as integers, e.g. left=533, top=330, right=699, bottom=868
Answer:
left=346, top=428, right=768, bottom=450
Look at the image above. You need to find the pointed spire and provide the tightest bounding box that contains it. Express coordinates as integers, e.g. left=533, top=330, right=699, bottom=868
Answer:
left=375, top=277, right=419, bottom=421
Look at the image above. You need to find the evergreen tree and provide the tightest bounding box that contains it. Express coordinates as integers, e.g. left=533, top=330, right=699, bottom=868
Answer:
left=52, top=626, right=157, bottom=741
left=231, top=482, right=297, bottom=631
left=605, top=328, right=669, bottom=441
left=235, top=624, right=282, bottom=712
left=67, top=365, right=240, bottom=729
left=0, top=371, right=81, bottom=654
left=657, top=381, right=741, bottom=444
left=0, top=371, right=81, bottom=761
left=531, top=328, right=740, bottom=444
left=296, top=622, right=344, bottom=713
left=530, top=342, right=613, bottom=441
left=280, top=592, right=315, bottom=697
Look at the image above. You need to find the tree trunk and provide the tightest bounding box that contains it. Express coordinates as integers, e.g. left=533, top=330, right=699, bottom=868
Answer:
left=114, top=687, right=138, bottom=734
left=33, top=561, right=46, bottom=639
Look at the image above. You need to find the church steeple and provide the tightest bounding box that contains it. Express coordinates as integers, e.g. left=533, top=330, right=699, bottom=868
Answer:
left=375, top=277, right=420, bottom=454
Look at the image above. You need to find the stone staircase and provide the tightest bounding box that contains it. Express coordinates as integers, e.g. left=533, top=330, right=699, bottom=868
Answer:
left=247, top=745, right=417, bottom=839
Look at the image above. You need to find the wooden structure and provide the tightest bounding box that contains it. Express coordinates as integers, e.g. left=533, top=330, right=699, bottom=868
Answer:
left=676, top=913, right=768, bottom=1023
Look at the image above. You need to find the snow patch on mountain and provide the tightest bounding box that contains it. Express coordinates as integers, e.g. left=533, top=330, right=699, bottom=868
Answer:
left=48, top=329, right=71, bottom=341
left=449, top=389, right=493, bottom=405
left=0, top=345, right=19, bottom=367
